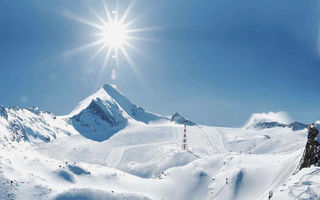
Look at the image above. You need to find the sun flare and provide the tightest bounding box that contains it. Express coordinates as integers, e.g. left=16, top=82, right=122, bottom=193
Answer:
left=63, top=1, right=161, bottom=86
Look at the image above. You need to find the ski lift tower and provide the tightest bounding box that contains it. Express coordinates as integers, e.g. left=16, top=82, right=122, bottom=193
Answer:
left=182, top=120, right=188, bottom=150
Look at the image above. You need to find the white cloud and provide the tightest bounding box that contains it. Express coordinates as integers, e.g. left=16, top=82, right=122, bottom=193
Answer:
left=244, top=111, right=292, bottom=128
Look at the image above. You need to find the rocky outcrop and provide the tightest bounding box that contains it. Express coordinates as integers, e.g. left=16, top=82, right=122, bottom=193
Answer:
left=247, top=121, right=308, bottom=131
left=298, top=125, right=319, bottom=170
left=249, top=122, right=287, bottom=129
left=288, top=122, right=308, bottom=131
left=0, top=105, right=8, bottom=119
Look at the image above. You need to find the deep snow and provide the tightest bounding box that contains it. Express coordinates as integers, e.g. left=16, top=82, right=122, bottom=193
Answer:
left=0, top=84, right=317, bottom=200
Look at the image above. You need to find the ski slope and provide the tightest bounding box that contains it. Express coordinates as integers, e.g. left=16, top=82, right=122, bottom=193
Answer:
left=1, top=120, right=308, bottom=200
left=0, top=84, right=316, bottom=199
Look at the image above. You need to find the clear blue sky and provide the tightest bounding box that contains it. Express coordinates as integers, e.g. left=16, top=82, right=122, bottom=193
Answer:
left=1, top=0, right=320, bottom=127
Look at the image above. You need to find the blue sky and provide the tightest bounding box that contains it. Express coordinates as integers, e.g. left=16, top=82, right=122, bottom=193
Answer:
left=1, top=0, right=320, bottom=127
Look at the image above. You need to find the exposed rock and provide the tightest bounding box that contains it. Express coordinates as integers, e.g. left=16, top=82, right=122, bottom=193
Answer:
left=288, top=122, right=308, bottom=131
left=298, top=125, right=319, bottom=170
left=250, top=122, right=287, bottom=129
left=247, top=121, right=308, bottom=131
left=0, top=105, right=8, bottom=119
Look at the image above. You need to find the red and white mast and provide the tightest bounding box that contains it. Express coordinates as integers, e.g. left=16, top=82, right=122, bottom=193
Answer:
left=182, top=120, right=188, bottom=150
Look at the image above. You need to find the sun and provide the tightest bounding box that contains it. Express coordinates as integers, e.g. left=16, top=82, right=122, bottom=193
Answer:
left=100, top=21, right=127, bottom=50
left=63, top=1, right=161, bottom=85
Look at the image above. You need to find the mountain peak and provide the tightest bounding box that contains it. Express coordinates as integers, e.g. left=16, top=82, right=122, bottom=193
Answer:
left=101, top=83, right=162, bottom=123
left=70, top=84, right=163, bottom=122
left=102, top=83, right=120, bottom=93
left=68, top=84, right=163, bottom=141
left=69, top=87, right=112, bottom=116
left=170, top=112, right=196, bottom=126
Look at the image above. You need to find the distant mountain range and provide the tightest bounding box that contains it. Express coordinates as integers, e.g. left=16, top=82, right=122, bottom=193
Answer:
left=246, top=121, right=308, bottom=131
left=0, top=84, right=196, bottom=143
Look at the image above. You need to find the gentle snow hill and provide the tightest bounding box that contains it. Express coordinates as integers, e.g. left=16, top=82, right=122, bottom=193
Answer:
left=0, top=83, right=316, bottom=200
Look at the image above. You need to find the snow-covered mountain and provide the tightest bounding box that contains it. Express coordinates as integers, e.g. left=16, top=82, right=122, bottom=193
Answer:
left=70, top=84, right=162, bottom=123
left=0, top=106, right=72, bottom=143
left=68, top=84, right=163, bottom=141
left=246, top=121, right=308, bottom=131
left=244, top=111, right=307, bottom=131
left=0, top=84, right=319, bottom=200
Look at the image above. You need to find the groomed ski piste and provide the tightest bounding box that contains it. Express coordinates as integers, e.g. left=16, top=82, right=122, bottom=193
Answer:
left=0, top=83, right=318, bottom=200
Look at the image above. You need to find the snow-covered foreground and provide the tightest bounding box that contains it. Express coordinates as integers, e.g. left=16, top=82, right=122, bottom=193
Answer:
left=272, top=166, right=320, bottom=199
left=0, top=84, right=317, bottom=199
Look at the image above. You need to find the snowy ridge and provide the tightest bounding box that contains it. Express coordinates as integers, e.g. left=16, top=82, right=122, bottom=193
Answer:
left=0, top=106, right=74, bottom=144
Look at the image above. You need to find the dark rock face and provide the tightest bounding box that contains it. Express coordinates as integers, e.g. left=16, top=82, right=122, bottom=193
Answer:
left=299, top=125, right=320, bottom=170
left=252, top=122, right=287, bottom=129
left=72, top=99, right=127, bottom=128
left=70, top=99, right=127, bottom=141
left=0, top=106, right=8, bottom=119
left=249, top=121, right=307, bottom=131
left=288, top=122, right=308, bottom=131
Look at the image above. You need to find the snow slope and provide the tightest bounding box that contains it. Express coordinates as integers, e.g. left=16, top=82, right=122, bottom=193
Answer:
left=0, top=84, right=313, bottom=199
left=272, top=166, right=320, bottom=199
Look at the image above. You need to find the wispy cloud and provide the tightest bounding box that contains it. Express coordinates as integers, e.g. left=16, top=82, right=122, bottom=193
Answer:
left=244, top=111, right=292, bottom=128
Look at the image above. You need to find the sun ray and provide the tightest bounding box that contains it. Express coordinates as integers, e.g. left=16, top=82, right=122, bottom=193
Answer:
left=115, top=0, right=119, bottom=21
left=103, top=47, right=112, bottom=70
left=126, top=36, right=165, bottom=43
left=94, top=47, right=113, bottom=89
left=120, top=46, right=144, bottom=84
left=120, top=46, right=137, bottom=74
left=63, top=39, right=105, bottom=57
left=123, top=41, right=147, bottom=58
left=120, top=0, right=135, bottom=24
left=103, top=1, right=113, bottom=22
left=123, top=14, right=146, bottom=29
left=123, top=7, right=155, bottom=28
left=126, top=26, right=164, bottom=33
left=89, top=7, right=107, bottom=25
left=63, top=12, right=102, bottom=30
left=89, top=43, right=107, bottom=62
left=115, top=49, right=119, bottom=71
left=63, top=0, right=161, bottom=86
